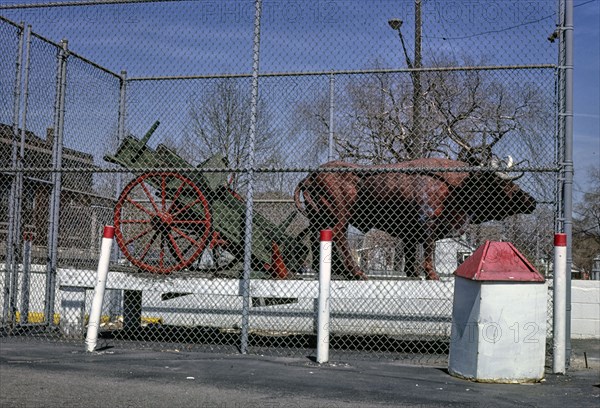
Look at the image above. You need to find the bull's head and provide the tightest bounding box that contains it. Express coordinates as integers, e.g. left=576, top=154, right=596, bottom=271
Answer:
left=461, top=155, right=536, bottom=224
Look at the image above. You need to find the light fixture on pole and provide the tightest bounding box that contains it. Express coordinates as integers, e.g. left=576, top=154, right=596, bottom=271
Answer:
left=388, top=18, right=413, bottom=69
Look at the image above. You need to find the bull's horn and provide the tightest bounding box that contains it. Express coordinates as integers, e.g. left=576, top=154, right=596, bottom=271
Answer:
left=490, top=155, right=514, bottom=169
left=493, top=155, right=524, bottom=180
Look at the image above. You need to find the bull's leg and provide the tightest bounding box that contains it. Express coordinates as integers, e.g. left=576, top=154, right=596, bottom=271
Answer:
left=393, top=239, right=405, bottom=273
left=403, top=241, right=420, bottom=278
left=423, top=239, right=440, bottom=281
left=333, top=223, right=367, bottom=280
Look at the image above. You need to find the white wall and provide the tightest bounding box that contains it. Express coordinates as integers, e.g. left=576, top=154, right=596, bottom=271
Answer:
left=571, top=280, right=600, bottom=339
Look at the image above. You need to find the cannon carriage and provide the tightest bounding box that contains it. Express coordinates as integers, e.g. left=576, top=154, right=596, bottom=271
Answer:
left=105, top=121, right=308, bottom=278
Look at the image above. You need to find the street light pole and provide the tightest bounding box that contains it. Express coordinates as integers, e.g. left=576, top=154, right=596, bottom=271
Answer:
left=389, top=0, right=423, bottom=159
left=413, top=0, right=423, bottom=158
left=388, top=19, right=413, bottom=70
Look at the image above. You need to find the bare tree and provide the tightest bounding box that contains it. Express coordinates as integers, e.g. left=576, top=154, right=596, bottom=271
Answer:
left=295, top=57, right=550, bottom=169
left=189, top=78, right=276, bottom=165
left=573, top=166, right=600, bottom=273
left=162, top=78, right=283, bottom=194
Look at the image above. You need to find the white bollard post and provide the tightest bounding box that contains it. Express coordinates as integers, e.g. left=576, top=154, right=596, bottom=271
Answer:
left=317, top=229, right=332, bottom=364
left=553, top=233, right=567, bottom=374
left=85, top=226, right=115, bottom=352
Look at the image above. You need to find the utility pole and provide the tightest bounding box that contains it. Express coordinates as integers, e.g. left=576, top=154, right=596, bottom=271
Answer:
left=412, top=0, right=423, bottom=158
left=389, top=0, right=423, bottom=159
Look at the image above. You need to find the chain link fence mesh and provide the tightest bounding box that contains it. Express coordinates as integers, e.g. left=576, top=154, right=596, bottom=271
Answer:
left=1, top=1, right=562, bottom=363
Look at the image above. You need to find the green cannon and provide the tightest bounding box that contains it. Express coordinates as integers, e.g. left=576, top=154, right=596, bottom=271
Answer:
left=104, top=121, right=308, bottom=277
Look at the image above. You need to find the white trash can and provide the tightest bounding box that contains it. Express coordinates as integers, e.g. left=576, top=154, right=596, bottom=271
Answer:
left=448, top=241, right=547, bottom=383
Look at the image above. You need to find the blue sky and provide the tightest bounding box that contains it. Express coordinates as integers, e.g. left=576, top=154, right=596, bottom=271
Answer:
left=573, top=0, right=600, bottom=197
left=0, top=0, right=598, bottom=200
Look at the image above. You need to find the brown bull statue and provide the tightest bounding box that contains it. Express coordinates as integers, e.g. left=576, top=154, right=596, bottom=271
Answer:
left=294, top=157, right=536, bottom=280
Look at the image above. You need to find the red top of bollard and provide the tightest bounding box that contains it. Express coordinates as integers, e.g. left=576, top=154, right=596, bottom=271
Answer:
left=320, top=230, right=333, bottom=242
left=103, top=225, right=115, bottom=239
left=554, top=233, right=567, bottom=247
left=454, top=241, right=544, bottom=282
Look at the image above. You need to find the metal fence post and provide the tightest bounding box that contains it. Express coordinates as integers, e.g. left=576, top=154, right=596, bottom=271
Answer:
left=2, top=22, right=24, bottom=328
left=113, top=70, right=127, bottom=263
left=328, top=72, right=335, bottom=162
left=45, top=39, right=68, bottom=326
left=9, top=25, right=33, bottom=323
left=555, top=0, right=574, bottom=367
left=105, top=70, right=128, bottom=320
left=562, top=0, right=574, bottom=365
left=240, top=0, right=263, bottom=355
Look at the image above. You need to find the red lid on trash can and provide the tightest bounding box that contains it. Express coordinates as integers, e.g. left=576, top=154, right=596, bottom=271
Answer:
left=454, top=241, right=544, bottom=282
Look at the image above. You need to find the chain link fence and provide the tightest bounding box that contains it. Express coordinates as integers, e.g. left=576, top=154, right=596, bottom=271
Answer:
left=1, top=0, right=564, bottom=363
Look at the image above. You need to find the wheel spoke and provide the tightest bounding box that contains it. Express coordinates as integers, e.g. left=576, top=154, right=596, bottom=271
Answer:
left=171, top=198, right=202, bottom=218
left=123, top=226, right=154, bottom=246
left=168, top=234, right=186, bottom=263
left=139, top=231, right=159, bottom=261
left=140, top=179, right=160, bottom=213
left=166, top=180, right=186, bottom=213
left=171, top=226, right=203, bottom=249
left=126, top=196, right=156, bottom=217
left=159, top=236, right=166, bottom=269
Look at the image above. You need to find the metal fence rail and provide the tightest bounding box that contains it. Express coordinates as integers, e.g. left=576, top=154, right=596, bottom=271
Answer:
left=0, top=0, right=567, bottom=364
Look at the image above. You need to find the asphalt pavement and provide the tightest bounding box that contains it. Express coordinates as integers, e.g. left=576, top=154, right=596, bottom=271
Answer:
left=0, top=337, right=598, bottom=408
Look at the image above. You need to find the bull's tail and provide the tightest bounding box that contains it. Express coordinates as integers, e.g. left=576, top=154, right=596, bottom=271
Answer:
left=294, top=174, right=336, bottom=219
left=294, top=177, right=310, bottom=217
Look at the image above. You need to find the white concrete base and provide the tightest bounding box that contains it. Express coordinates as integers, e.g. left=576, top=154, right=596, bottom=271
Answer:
left=59, top=287, right=86, bottom=338
left=571, top=280, right=600, bottom=339
left=449, top=277, right=547, bottom=383
left=56, top=268, right=456, bottom=337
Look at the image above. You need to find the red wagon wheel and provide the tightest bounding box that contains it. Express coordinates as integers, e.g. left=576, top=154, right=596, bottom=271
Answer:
left=114, top=172, right=212, bottom=274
